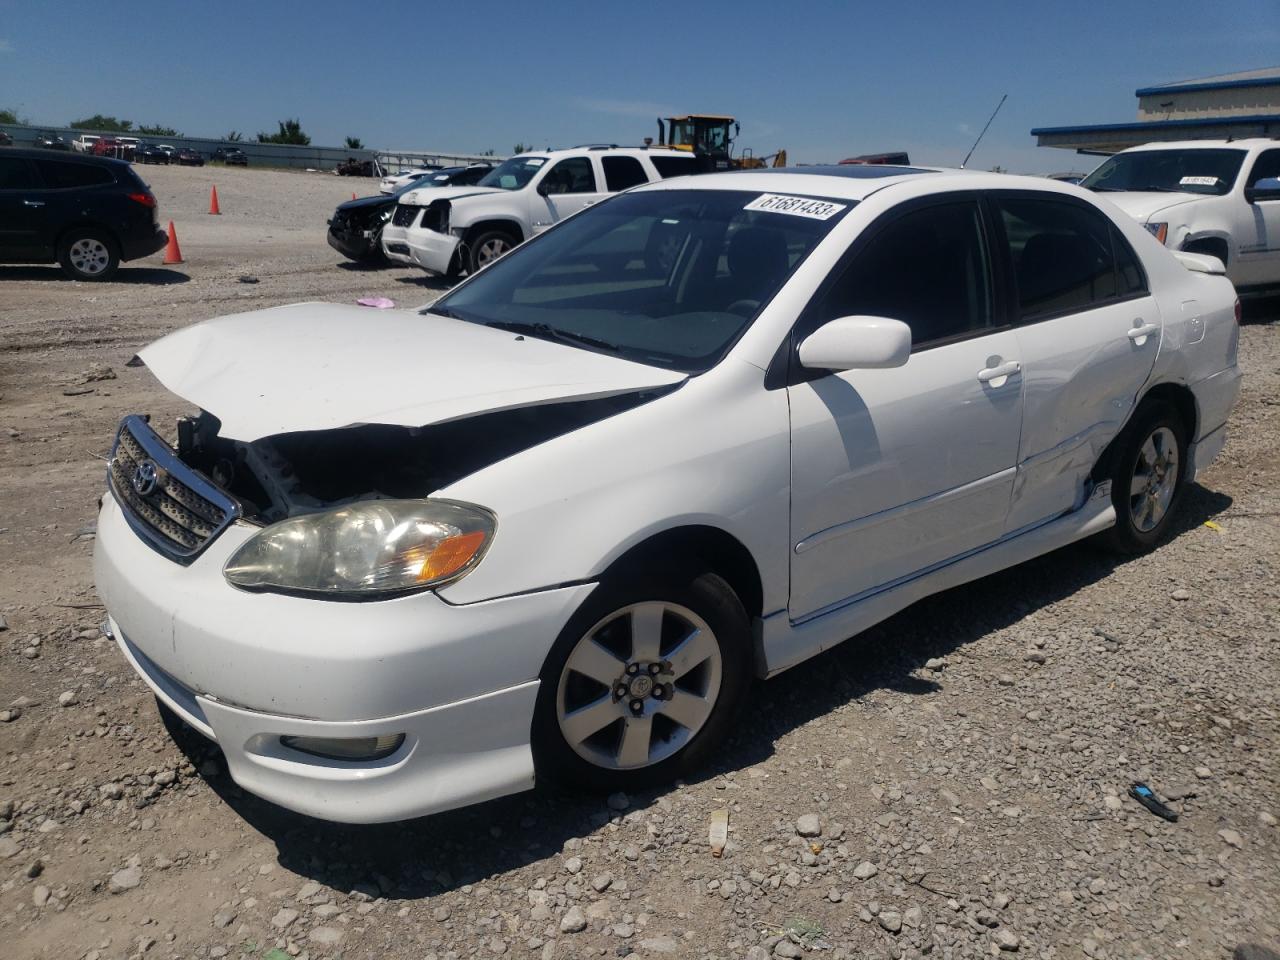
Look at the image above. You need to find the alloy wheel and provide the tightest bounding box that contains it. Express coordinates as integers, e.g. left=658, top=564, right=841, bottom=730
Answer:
left=1128, top=426, right=1179, bottom=532
left=556, top=601, right=722, bottom=771
left=68, top=238, right=111, bottom=276
left=476, top=237, right=511, bottom=266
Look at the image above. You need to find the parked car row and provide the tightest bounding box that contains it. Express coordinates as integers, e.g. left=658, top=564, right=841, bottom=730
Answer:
left=2, top=131, right=242, bottom=167
left=331, top=145, right=702, bottom=276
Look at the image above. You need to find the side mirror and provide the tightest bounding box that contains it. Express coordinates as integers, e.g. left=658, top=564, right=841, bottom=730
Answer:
left=797, top=315, right=912, bottom=372
left=536, top=178, right=552, bottom=197
left=1245, top=177, right=1280, bottom=203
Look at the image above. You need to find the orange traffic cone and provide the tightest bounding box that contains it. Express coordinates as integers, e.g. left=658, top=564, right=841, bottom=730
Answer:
left=163, top=221, right=184, bottom=264
left=351, top=192, right=357, bottom=201
left=209, top=186, right=221, bottom=215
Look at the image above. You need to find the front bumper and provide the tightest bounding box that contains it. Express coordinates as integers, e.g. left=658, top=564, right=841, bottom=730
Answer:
left=379, top=222, right=416, bottom=265
left=94, top=494, right=596, bottom=821
left=326, top=225, right=380, bottom=262
left=406, top=225, right=460, bottom=276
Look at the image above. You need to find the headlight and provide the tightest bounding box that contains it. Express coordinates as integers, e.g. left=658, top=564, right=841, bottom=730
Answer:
left=1144, top=222, right=1169, bottom=244
left=224, top=499, right=495, bottom=599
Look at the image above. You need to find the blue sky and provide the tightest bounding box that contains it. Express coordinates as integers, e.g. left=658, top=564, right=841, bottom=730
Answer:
left=1, top=0, right=1275, bottom=173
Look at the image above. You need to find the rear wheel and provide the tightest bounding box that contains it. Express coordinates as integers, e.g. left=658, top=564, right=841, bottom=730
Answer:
left=467, top=228, right=518, bottom=274
left=58, top=230, right=119, bottom=281
left=1098, top=401, right=1188, bottom=554
left=533, top=569, right=752, bottom=792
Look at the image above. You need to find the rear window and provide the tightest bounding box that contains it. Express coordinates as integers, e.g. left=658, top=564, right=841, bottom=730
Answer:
left=650, top=155, right=700, bottom=179
left=36, top=159, right=115, bottom=189
left=0, top=157, right=40, bottom=189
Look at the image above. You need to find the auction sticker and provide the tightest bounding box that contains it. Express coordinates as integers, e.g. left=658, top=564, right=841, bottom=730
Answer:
left=1179, top=176, right=1218, bottom=187
left=745, top=194, right=846, bottom=220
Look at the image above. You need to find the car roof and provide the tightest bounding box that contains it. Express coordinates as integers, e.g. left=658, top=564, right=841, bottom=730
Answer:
left=632, top=166, right=1098, bottom=203
left=1121, top=138, right=1277, bottom=152
left=2, top=147, right=129, bottom=167
left=517, top=146, right=698, bottom=161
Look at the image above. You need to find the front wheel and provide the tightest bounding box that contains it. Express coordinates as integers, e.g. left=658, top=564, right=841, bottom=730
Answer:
left=58, top=230, right=120, bottom=281
left=466, top=229, right=517, bottom=275
left=533, top=570, right=752, bottom=792
left=1098, top=402, right=1188, bottom=554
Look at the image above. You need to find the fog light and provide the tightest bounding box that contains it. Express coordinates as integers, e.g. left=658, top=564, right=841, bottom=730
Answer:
left=280, top=734, right=404, bottom=761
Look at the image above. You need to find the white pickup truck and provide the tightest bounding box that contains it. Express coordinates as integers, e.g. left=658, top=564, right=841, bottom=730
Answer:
left=70, top=134, right=101, bottom=153
left=1082, top=138, right=1280, bottom=296
left=389, top=146, right=700, bottom=277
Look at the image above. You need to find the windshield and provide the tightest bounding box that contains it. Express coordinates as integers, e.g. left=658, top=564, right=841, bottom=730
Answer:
left=477, top=156, right=549, bottom=191
left=427, top=188, right=851, bottom=372
left=1082, top=149, right=1245, bottom=196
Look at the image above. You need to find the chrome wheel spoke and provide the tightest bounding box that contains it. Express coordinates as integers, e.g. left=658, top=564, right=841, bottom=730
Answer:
left=561, top=695, right=620, bottom=744
left=1140, top=436, right=1158, bottom=469
left=629, top=603, right=665, bottom=662
left=565, top=638, right=626, bottom=686
left=1130, top=471, right=1151, bottom=497
left=616, top=715, right=653, bottom=767
left=666, top=627, right=716, bottom=680
left=661, top=689, right=713, bottom=731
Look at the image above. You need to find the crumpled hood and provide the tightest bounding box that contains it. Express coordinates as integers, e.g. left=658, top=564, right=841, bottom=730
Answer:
left=400, top=184, right=504, bottom=206
left=138, top=302, right=685, bottom=442
left=1101, top=191, right=1202, bottom=222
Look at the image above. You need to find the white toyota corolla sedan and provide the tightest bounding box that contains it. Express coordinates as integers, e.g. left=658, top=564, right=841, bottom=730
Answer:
left=95, top=166, right=1242, bottom=823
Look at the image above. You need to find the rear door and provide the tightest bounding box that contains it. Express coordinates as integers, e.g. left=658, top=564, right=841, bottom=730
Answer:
left=0, top=156, right=50, bottom=259
left=992, top=192, right=1162, bottom=532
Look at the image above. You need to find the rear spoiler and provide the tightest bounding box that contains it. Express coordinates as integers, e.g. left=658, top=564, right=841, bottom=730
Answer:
left=1173, top=251, right=1226, bottom=275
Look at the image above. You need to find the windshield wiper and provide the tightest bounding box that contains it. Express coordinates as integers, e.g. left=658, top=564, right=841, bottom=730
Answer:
left=1086, top=185, right=1126, bottom=192
left=483, top=320, right=619, bottom=352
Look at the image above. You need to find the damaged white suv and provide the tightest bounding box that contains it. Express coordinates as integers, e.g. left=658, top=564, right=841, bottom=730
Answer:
left=96, top=167, right=1241, bottom=823
left=390, top=146, right=700, bottom=277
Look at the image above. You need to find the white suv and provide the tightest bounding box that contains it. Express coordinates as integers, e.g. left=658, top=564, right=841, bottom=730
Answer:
left=390, top=146, right=700, bottom=276
left=1082, top=138, right=1280, bottom=295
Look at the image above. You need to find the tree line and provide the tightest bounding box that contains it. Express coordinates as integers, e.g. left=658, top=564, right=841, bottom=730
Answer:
left=1, top=109, right=366, bottom=150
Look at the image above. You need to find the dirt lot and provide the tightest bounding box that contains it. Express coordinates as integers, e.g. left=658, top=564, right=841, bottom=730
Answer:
left=0, top=164, right=1277, bottom=960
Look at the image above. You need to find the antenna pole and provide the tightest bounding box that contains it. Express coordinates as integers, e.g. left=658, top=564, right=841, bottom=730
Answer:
left=961, top=94, right=1008, bottom=169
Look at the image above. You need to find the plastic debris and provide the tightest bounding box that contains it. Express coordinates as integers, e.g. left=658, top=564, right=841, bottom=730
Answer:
left=357, top=296, right=396, bottom=309
left=238, top=275, right=260, bottom=284
left=709, top=807, right=728, bottom=857
left=1129, top=782, right=1178, bottom=822
left=783, top=917, right=828, bottom=948
left=1204, top=520, right=1223, bottom=531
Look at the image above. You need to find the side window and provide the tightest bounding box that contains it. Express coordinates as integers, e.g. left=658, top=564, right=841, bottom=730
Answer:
left=650, top=155, right=700, bottom=179
left=1112, top=227, right=1148, bottom=298
left=35, top=160, right=114, bottom=189
left=0, top=157, right=41, bottom=189
left=602, top=156, right=648, bottom=192
left=1246, top=149, right=1280, bottom=187
left=996, top=197, right=1118, bottom=318
left=541, top=157, right=596, bottom=194
left=814, top=201, right=993, bottom=348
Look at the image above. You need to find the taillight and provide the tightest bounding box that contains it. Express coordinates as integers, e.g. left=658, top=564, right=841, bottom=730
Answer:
left=1234, top=298, right=1242, bottom=325
left=127, top=192, right=156, bottom=208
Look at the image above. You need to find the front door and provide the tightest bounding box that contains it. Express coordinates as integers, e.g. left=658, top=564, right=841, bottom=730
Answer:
left=989, top=193, right=1163, bottom=531
left=1235, top=148, right=1280, bottom=289
left=788, top=197, right=1023, bottom=620
left=0, top=155, right=46, bottom=259
left=532, top=156, right=605, bottom=234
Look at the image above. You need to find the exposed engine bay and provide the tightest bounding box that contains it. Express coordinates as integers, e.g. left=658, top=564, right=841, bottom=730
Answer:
left=174, top=389, right=669, bottom=523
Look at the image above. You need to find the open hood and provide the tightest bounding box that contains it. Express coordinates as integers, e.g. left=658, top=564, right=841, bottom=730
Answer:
left=1100, top=191, right=1201, bottom=222
left=138, top=302, right=685, bottom=442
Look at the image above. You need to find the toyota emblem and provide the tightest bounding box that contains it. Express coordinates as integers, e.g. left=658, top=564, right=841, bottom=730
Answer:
left=131, top=459, right=160, bottom=497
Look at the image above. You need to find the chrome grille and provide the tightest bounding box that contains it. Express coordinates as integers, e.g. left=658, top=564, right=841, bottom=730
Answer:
left=391, top=203, right=419, bottom=228
left=107, top=415, right=240, bottom=564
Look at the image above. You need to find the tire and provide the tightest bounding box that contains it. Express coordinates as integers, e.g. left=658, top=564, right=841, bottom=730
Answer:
left=532, top=568, right=753, bottom=793
left=466, top=228, right=518, bottom=275
left=58, top=229, right=120, bottom=281
left=1097, top=401, right=1188, bottom=554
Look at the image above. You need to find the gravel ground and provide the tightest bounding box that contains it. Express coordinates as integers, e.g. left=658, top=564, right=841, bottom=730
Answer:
left=1, top=164, right=1277, bottom=960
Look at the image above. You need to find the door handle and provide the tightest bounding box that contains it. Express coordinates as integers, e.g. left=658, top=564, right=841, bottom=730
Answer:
left=977, top=360, right=1021, bottom=383
left=1128, top=322, right=1159, bottom=342
left=23, top=200, right=45, bottom=207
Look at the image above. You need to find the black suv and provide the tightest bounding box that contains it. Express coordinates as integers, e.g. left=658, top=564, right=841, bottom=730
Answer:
left=0, top=149, right=167, bottom=280
left=212, top=147, right=248, bottom=166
